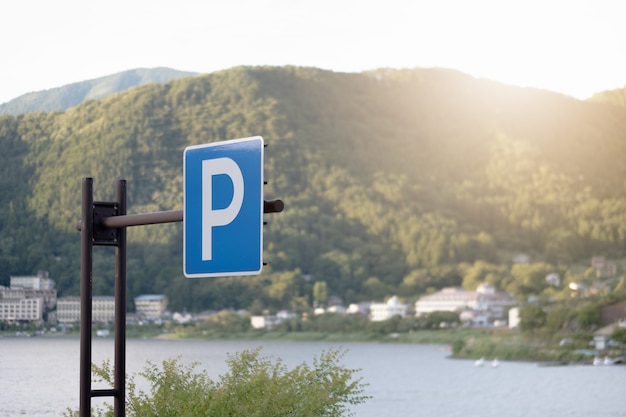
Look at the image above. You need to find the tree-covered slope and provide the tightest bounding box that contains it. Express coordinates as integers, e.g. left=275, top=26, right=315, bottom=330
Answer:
left=1, top=66, right=626, bottom=311
left=0, top=67, right=197, bottom=115
left=589, top=87, right=626, bottom=109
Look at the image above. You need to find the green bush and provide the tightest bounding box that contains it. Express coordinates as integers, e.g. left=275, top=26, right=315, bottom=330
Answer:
left=611, top=327, right=626, bottom=345
left=66, top=347, right=369, bottom=417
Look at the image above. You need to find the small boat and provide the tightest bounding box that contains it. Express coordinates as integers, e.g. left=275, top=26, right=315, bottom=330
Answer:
left=604, top=357, right=616, bottom=366
left=491, top=358, right=499, bottom=368
left=593, top=356, right=603, bottom=366
left=474, top=357, right=485, bottom=367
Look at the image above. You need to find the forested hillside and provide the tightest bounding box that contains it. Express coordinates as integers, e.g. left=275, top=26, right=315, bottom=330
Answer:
left=1, top=66, right=626, bottom=312
left=0, top=67, right=196, bottom=115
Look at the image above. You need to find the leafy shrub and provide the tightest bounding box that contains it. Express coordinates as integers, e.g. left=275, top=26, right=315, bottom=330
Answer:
left=66, top=347, right=369, bottom=417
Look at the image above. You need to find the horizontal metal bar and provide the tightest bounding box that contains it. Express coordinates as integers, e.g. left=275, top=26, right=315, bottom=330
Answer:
left=75, top=210, right=183, bottom=231
left=76, top=199, right=283, bottom=231
left=102, top=210, right=183, bottom=228
left=91, top=388, right=119, bottom=398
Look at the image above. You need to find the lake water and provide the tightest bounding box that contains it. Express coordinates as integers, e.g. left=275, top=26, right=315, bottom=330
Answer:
left=0, top=336, right=624, bottom=416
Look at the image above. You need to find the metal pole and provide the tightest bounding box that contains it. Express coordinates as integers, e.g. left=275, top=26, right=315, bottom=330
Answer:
left=114, top=179, right=127, bottom=417
left=80, top=178, right=94, bottom=417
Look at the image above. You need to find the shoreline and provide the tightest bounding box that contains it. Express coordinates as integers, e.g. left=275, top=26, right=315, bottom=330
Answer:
left=3, top=328, right=623, bottom=366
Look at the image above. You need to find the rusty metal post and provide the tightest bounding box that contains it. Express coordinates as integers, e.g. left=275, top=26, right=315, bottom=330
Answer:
left=79, top=178, right=94, bottom=417
left=114, top=179, right=127, bottom=417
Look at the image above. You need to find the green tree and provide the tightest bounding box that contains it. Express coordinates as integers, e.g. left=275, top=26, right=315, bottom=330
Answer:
left=313, top=281, right=329, bottom=308
left=461, top=261, right=507, bottom=290
left=362, top=277, right=388, bottom=299
left=508, top=262, right=554, bottom=296
left=518, top=303, right=547, bottom=333
left=196, top=310, right=250, bottom=333
left=576, top=303, right=601, bottom=331
left=418, top=311, right=461, bottom=329
left=610, top=327, right=626, bottom=345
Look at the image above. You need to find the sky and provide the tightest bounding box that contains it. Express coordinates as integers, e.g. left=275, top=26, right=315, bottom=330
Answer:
left=2, top=0, right=625, bottom=104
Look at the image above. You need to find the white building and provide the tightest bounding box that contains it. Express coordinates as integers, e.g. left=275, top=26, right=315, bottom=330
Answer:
left=545, top=273, right=560, bottom=286
left=327, top=305, right=346, bottom=314
left=415, top=288, right=479, bottom=315
left=508, top=307, right=520, bottom=329
left=172, top=312, right=193, bottom=324
left=0, top=288, right=43, bottom=322
left=370, top=296, right=407, bottom=322
left=134, top=294, right=168, bottom=320
left=56, top=297, right=80, bottom=323
left=57, top=296, right=116, bottom=323
left=250, top=310, right=296, bottom=330
left=346, top=302, right=370, bottom=315
left=415, top=284, right=516, bottom=326
left=251, top=315, right=281, bottom=330
left=93, top=296, right=116, bottom=323
left=11, top=271, right=55, bottom=290
left=0, top=271, right=57, bottom=323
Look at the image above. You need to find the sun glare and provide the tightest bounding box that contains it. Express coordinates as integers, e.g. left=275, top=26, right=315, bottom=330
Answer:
left=400, top=0, right=625, bottom=99
left=1, top=0, right=625, bottom=103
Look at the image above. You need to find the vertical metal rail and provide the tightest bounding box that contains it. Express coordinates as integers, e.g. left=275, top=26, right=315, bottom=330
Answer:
left=79, top=179, right=128, bottom=417
left=80, top=178, right=94, bottom=417
left=114, top=180, right=127, bottom=416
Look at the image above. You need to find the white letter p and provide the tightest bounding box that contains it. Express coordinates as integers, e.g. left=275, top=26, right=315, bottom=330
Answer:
left=202, top=158, right=244, bottom=261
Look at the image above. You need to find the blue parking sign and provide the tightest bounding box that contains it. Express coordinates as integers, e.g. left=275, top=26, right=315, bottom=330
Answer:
left=183, top=136, right=264, bottom=277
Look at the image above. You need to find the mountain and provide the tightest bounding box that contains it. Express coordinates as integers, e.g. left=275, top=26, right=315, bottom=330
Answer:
left=1, top=66, right=626, bottom=312
left=589, top=88, right=626, bottom=108
left=0, top=67, right=197, bottom=115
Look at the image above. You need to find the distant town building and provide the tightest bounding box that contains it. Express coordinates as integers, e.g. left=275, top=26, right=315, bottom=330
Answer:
left=11, top=271, right=55, bottom=290
left=593, top=335, right=609, bottom=350
left=415, top=283, right=516, bottom=326
left=250, top=310, right=296, bottom=330
left=93, top=296, right=116, bottom=323
left=513, top=254, right=530, bottom=264
left=57, top=296, right=116, bottom=323
left=134, top=294, right=168, bottom=320
left=0, top=288, right=43, bottom=322
left=172, top=312, right=193, bottom=324
left=56, top=297, right=80, bottom=323
left=0, top=271, right=56, bottom=323
left=346, top=302, right=370, bottom=315
left=591, top=256, right=617, bottom=278
left=508, top=307, right=520, bottom=329
left=370, top=296, right=407, bottom=322
left=327, top=305, right=346, bottom=314
left=545, top=273, right=560, bottom=287
left=10, top=270, right=57, bottom=312
left=251, top=315, right=280, bottom=330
